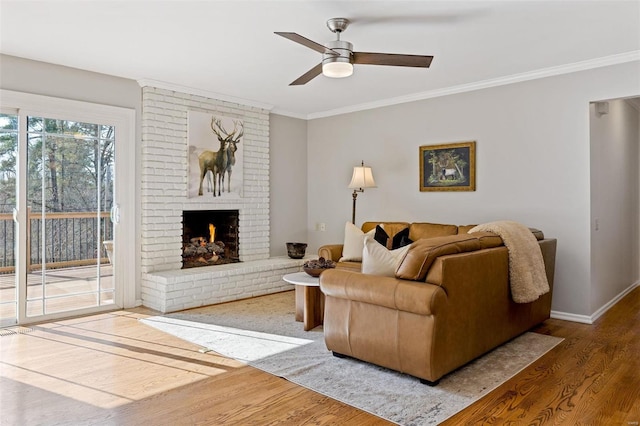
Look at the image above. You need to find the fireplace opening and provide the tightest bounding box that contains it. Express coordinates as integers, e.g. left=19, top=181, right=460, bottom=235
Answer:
left=182, top=210, right=240, bottom=269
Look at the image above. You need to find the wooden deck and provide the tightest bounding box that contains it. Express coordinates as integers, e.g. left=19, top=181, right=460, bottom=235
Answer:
left=0, top=264, right=113, bottom=320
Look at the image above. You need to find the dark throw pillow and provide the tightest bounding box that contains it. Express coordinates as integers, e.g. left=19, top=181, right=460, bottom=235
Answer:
left=398, top=235, right=414, bottom=248
left=374, top=225, right=389, bottom=247
left=392, top=227, right=412, bottom=249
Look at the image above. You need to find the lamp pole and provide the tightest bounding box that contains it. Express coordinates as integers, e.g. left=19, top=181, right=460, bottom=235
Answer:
left=352, top=188, right=363, bottom=224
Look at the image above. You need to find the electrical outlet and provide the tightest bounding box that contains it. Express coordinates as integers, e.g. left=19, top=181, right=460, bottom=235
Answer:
left=318, top=223, right=326, bottom=232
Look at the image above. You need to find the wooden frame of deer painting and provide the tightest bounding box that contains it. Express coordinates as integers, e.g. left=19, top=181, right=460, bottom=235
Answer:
left=187, top=110, right=244, bottom=199
left=419, top=141, right=476, bottom=192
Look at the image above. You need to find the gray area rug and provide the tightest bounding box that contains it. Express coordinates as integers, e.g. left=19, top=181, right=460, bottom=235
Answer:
left=141, top=291, right=562, bottom=425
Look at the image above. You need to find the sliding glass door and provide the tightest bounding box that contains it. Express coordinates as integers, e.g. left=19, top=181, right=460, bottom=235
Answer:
left=0, top=113, right=18, bottom=326
left=24, top=116, right=116, bottom=317
left=0, top=91, right=135, bottom=326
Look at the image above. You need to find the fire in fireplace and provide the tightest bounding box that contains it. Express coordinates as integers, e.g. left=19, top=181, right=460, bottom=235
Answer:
left=182, top=210, right=239, bottom=269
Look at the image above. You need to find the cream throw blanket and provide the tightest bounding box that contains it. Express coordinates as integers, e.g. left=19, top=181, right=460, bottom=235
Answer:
left=469, top=221, right=549, bottom=303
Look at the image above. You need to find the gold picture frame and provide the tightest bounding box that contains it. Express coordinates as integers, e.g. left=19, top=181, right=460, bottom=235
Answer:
left=420, top=141, right=476, bottom=191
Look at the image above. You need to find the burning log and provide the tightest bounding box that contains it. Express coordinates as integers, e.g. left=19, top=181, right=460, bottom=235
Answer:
left=182, top=237, right=227, bottom=268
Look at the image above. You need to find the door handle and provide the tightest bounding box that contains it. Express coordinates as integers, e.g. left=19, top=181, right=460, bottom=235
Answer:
left=12, top=208, right=18, bottom=223
left=110, top=204, right=120, bottom=224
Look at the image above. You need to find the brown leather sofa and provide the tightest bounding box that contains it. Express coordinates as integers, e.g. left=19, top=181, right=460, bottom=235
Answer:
left=318, top=221, right=556, bottom=384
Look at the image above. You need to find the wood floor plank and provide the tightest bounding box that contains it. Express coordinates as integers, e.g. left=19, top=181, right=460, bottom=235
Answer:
left=1, top=287, right=638, bottom=425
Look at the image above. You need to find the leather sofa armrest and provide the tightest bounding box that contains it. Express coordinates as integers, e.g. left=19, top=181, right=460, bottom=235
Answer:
left=320, top=269, right=446, bottom=316
left=318, top=244, right=344, bottom=262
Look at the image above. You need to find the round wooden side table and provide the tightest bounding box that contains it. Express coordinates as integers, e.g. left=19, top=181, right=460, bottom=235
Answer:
left=283, top=272, right=324, bottom=331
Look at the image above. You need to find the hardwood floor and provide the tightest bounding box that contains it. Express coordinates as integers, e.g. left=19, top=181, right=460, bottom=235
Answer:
left=443, top=286, right=640, bottom=425
left=1, top=287, right=638, bottom=425
left=0, top=304, right=387, bottom=425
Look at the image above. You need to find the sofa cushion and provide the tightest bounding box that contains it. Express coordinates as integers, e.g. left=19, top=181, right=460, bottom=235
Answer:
left=335, top=261, right=362, bottom=272
left=473, top=231, right=504, bottom=249
left=340, top=222, right=376, bottom=262
left=396, top=234, right=482, bottom=281
left=530, top=228, right=545, bottom=240
left=457, top=224, right=478, bottom=234
left=409, top=222, right=459, bottom=241
left=362, top=235, right=411, bottom=277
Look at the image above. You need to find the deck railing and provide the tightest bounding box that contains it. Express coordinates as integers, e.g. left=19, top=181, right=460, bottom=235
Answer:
left=0, top=210, right=112, bottom=273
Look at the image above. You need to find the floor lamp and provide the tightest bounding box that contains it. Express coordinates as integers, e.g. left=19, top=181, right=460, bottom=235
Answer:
left=348, top=161, right=377, bottom=224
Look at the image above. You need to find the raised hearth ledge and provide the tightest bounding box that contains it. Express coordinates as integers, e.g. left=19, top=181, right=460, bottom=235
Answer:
left=141, top=256, right=309, bottom=313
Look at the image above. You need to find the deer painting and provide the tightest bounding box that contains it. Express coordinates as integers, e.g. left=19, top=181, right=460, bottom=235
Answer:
left=197, top=117, right=243, bottom=197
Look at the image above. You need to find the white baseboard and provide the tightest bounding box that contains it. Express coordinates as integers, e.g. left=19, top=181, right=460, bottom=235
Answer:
left=551, top=280, right=640, bottom=324
left=590, top=280, right=639, bottom=323
left=550, top=311, right=593, bottom=324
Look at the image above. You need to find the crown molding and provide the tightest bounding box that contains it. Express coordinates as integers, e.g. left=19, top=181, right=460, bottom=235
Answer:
left=269, top=108, right=308, bottom=120
left=137, top=78, right=274, bottom=112
left=307, top=50, right=640, bottom=120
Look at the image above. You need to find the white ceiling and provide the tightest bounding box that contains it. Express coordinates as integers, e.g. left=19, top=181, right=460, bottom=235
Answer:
left=1, top=1, right=639, bottom=118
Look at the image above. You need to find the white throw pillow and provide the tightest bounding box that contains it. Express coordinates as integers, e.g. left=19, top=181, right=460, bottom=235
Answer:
left=339, top=222, right=376, bottom=262
left=362, top=234, right=411, bottom=276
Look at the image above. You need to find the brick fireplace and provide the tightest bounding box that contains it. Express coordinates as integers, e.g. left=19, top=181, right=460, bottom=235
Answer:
left=139, top=84, right=303, bottom=313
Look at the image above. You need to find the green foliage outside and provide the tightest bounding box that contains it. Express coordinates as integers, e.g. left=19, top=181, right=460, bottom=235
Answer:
left=0, top=114, right=114, bottom=213
left=0, top=114, right=115, bottom=267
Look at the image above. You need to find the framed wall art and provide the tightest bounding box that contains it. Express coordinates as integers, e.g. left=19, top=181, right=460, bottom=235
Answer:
left=187, top=110, right=244, bottom=199
left=419, top=141, right=476, bottom=191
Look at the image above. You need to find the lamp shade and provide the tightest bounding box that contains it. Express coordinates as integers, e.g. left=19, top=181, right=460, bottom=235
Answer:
left=348, top=164, right=376, bottom=189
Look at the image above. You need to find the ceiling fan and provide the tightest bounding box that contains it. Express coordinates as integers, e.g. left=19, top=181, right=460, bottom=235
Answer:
left=275, top=17, right=434, bottom=86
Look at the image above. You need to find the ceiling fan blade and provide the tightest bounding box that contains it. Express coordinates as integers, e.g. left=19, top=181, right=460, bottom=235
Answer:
left=274, top=32, right=339, bottom=56
left=289, top=63, right=323, bottom=86
left=353, top=52, right=433, bottom=68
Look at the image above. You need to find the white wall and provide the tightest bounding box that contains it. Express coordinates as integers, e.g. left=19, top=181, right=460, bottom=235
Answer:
left=0, top=54, right=141, bottom=110
left=306, top=61, right=640, bottom=317
left=590, top=99, right=640, bottom=315
left=269, top=114, right=308, bottom=256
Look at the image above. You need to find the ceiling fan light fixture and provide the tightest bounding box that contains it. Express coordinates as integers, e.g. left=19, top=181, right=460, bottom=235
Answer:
left=276, top=17, right=433, bottom=85
left=322, top=39, right=353, bottom=78
left=322, top=61, right=353, bottom=78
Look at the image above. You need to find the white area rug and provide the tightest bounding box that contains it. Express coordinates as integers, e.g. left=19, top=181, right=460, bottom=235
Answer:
left=141, top=291, right=562, bottom=425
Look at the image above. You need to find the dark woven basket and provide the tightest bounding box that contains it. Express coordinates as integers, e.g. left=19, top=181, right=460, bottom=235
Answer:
left=286, top=242, right=307, bottom=259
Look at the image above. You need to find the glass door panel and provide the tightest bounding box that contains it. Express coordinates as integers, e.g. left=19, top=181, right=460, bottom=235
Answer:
left=26, top=117, right=115, bottom=318
left=0, top=113, right=18, bottom=326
